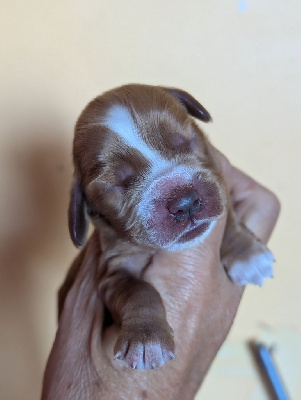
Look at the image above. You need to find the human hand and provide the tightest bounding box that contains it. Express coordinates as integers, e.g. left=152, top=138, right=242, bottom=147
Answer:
left=41, top=150, right=280, bottom=400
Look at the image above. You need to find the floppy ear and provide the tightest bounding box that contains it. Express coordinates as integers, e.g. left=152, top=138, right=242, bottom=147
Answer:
left=68, top=177, right=89, bottom=247
left=162, top=87, right=212, bottom=122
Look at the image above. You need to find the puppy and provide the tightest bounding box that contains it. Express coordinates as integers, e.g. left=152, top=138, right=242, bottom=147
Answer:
left=59, top=84, right=274, bottom=370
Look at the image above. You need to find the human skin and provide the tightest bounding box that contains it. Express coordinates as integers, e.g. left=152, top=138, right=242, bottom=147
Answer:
left=41, top=150, right=280, bottom=400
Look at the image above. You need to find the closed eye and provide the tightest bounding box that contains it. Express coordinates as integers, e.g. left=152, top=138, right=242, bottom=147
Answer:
left=170, top=134, right=195, bottom=152
left=115, top=164, right=137, bottom=189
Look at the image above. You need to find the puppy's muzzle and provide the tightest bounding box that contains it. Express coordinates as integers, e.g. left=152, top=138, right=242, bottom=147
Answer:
left=168, top=190, right=201, bottom=221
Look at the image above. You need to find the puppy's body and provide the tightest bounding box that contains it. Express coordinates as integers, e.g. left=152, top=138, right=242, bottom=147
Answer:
left=59, top=84, right=274, bottom=370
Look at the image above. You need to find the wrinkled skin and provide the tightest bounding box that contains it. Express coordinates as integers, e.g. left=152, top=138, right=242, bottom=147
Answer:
left=41, top=150, right=280, bottom=400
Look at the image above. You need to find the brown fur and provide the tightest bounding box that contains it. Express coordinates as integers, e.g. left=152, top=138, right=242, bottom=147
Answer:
left=59, top=84, right=274, bottom=370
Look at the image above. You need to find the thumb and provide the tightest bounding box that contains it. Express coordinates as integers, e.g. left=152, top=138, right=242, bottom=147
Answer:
left=143, top=213, right=228, bottom=303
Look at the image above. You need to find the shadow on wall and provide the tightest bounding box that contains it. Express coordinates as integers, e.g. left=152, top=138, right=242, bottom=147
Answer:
left=0, top=127, right=73, bottom=400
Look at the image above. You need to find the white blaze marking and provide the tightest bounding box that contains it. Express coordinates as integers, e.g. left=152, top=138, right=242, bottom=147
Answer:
left=104, top=105, right=171, bottom=170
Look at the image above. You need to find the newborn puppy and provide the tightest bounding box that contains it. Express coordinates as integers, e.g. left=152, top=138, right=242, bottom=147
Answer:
left=59, top=84, right=274, bottom=370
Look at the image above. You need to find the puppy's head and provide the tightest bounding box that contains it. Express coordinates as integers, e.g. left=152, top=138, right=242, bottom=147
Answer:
left=69, top=84, right=226, bottom=251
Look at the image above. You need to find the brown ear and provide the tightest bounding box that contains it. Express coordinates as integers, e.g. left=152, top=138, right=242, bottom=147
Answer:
left=68, top=177, right=89, bottom=247
left=162, top=87, right=212, bottom=122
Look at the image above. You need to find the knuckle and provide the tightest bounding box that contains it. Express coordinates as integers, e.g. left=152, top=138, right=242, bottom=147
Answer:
left=261, top=187, right=281, bottom=216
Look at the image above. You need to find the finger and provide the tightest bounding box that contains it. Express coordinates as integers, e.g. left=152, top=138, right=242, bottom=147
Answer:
left=227, top=167, right=280, bottom=243
left=212, top=148, right=280, bottom=243
left=143, top=215, right=229, bottom=314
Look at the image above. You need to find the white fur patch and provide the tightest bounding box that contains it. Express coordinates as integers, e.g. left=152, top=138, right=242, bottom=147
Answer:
left=104, top=105, right=172, bottom=173
left=227, top=247, right=274, bottom=286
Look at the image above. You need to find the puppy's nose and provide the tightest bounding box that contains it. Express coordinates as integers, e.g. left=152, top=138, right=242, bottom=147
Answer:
left=168, top=191, right=201, bottom=221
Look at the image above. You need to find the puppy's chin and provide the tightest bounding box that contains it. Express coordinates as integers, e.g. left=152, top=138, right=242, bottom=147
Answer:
left=138, top=218, right=218, bottom=251
left=178, top=221, right=210, bottom=243
left=168, top=220, right=219, bottom=251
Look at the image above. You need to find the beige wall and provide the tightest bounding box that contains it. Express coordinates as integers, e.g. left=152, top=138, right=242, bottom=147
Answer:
left=1, top=1, right=300, bottom=399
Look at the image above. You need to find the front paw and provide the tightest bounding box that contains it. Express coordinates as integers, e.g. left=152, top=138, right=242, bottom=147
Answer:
left=114, top=319, right=175, bottom=370
left=223, top=240, right=274, bottom=286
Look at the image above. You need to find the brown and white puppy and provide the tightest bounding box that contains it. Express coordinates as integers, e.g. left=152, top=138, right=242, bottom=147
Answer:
left=59, top=84, right=274, bottom=370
